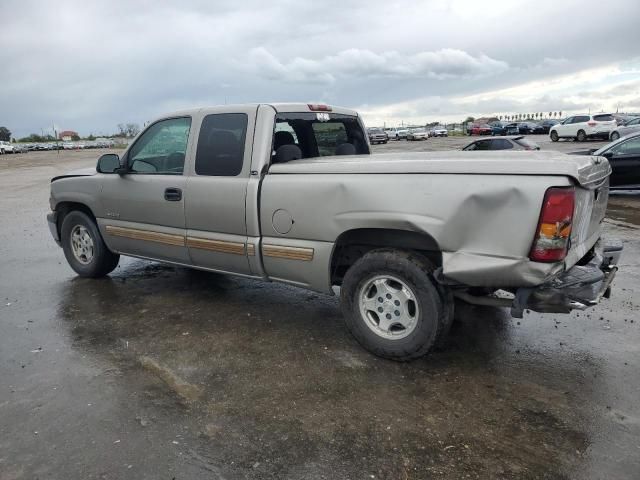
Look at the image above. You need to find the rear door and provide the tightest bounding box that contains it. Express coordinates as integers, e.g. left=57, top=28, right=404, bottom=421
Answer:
left=183, top=106, right=257, bottom=275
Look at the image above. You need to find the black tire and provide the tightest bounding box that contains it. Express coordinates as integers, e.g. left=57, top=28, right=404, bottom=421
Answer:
left=61, top=211, right=120, bottom=278
left=550, top=131, right=559, bottom=142
left=610, top=131, right=620, bottom=141
left=577, top=130, right=587, bottom=142
left=340, top=249, right=445, bottom=361
left=383, top=140, right=388, bottom=144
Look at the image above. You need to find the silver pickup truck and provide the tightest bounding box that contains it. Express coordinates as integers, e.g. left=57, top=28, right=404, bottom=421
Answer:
left=47, top=103, right=621, bottom=360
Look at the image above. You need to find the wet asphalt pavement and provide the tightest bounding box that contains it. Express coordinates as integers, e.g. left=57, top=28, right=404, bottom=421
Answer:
left=1, top=142, right=639, bottom=479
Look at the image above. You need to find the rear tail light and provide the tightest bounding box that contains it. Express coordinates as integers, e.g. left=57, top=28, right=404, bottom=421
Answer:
left=529, top=187, right=575, bottom=262
left=587, top=121, right=596, bottom=126
left=308, top=104, right=332, bottom=112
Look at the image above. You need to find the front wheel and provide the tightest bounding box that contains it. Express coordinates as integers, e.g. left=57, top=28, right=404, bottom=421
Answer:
left=550, top=131, right=559, bottom=142
left=61, top=211, right=120, bottom=277
left=340, top=250, right=445, bottom=361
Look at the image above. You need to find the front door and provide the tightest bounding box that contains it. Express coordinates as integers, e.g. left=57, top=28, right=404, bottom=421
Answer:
left=556, top=117, right=574, bottom=137
left=183, top=107, right=256, bottom=275
left=99, top=116, right=193, bottom=264
left=608, top=136, right=640, bottom=187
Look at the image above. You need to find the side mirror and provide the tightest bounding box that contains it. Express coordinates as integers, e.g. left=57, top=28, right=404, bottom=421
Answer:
left=96, top=154, right=124, bottom=174
left=601, top=151, right=613, bottom=159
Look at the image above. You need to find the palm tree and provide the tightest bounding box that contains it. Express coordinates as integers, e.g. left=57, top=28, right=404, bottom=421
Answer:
left=549, top=112, right=552, bottom=118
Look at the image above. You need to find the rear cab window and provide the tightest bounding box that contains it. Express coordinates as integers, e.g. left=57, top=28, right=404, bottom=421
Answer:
left=593, top=114, right=615, bottom=122
left=272, top=112, right=369, bottom=162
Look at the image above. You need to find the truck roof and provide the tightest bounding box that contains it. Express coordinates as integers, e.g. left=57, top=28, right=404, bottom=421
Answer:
left=151, top=103, right=359, bottom=121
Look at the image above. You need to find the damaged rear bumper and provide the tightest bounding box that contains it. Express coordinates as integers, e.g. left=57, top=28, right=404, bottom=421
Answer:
left=454, top=240, right=622, bottom=318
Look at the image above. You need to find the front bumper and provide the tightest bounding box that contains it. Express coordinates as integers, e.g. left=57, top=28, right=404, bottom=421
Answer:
left=511, top=240, right=622, bottom=317
left=47, top=211, right=61, bottom=246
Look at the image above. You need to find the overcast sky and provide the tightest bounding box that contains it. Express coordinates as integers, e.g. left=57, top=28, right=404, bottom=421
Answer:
left=1, top=0, right=639, bottom=137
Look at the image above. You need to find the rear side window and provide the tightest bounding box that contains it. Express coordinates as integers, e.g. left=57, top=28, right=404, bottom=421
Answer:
left=593, top=114, right=614, bottom=122
left=195, top=113, right=247, bottom=176
left=574, top=116, right=590, bottom=123
left=490, top=139, right=513, bottom=150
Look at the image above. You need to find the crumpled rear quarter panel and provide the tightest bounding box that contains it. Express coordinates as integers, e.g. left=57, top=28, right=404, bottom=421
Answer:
left=260, top=173, right=572, bottom=289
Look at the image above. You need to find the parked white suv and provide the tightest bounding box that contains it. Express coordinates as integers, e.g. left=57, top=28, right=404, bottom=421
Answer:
left=0, top=141, right=15, bottom=154
left=550, top=113, right=616, bottom=142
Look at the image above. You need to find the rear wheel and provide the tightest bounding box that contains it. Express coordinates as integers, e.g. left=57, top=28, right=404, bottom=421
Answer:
left=610, top=131, right=620, bottom=141
left=340, top=249, right=446, bottom=361
left=577, top=130, right=587, bottom=142
left=550, top=130, right=559, bottom=142
left=61, top=211, right=120, bottom=278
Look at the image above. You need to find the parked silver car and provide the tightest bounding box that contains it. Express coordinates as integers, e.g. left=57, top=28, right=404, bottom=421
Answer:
left=463, top=136, right=540, bottom=151
left=407, top=127, right=428, bottom=141
left=610, top=117, right=640, bottom=140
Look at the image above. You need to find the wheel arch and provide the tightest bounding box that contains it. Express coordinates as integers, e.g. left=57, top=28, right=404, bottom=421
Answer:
left=54, top=201, right=97, bottom=238
left=330, top=228, right=442, bottom=286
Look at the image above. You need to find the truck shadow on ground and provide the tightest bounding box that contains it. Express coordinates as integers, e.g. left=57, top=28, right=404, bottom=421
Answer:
left=55, top=260, right=593, bottom=479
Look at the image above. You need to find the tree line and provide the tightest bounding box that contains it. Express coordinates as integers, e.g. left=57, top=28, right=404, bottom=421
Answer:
left=0, top=123, right=141, bottom=143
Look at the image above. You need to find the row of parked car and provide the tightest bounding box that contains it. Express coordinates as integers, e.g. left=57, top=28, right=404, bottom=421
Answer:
left=468, top=120, right=560, bottom=136
left=0, top=141, right=115, bottom=154
left=468, top=114, right=640, bottom=142
left=367, top=126, right=450, bottom=143
left=461, top=130, right=640, bottom=189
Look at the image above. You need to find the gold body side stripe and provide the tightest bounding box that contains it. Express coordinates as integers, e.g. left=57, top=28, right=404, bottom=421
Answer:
left=105, top=225, right=185, bottom=247
left=186, top=237, right=246, bottom=255
left=246, top=243, right=256, bottom=256
left=263, top=244, right=314, bottom=261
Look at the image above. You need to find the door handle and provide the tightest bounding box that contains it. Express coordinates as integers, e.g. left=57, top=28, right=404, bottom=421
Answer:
left=164, top=187, right=182, bottom=201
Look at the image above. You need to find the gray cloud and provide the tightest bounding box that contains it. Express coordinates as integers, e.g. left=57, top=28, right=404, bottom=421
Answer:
left=246, top=47, right=508, bottom=84
left=1, top=0, right=639, bottom=137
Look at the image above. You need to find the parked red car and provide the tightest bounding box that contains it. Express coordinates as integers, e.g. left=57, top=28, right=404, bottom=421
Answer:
left=469, top=123, right=492, bottom=135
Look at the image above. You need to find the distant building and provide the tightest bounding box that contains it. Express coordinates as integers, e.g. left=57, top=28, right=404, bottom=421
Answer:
left=58, top=130, right=78, bottom=141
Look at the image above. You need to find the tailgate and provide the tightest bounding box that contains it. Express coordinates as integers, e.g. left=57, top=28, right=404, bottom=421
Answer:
left=566, top=177, right=609, bottom=268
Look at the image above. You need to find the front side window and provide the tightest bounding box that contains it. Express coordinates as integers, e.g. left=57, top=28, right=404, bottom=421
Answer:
left=195, top=113, right=247, bottom=176
left=611, top=138, right=640, bottom=156
left=128, top=117, right=191, bottom=174
left=563, top=117, right=574, bottom=125
left=474, top=140, right=491, bottom=151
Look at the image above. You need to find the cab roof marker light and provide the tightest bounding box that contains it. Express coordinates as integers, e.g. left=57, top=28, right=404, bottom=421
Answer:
left=307, top=104, right=332, bottom=112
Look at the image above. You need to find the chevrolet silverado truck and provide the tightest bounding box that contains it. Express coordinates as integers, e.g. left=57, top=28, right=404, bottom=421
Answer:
left=47, top=103, right=621, bottom=360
